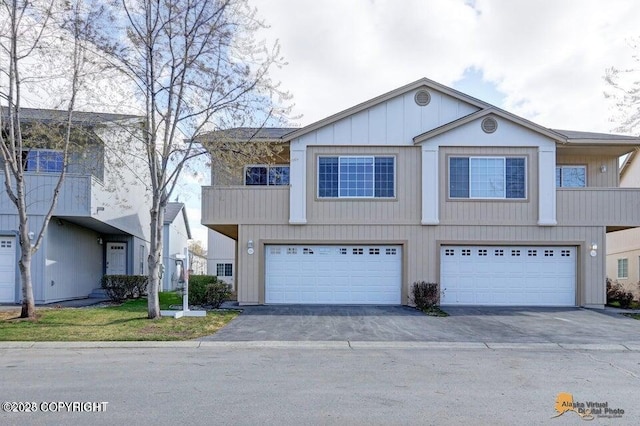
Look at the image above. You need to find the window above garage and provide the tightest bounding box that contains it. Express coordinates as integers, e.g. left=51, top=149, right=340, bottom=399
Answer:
left=317, top=156, right=395, bottom=198
left=449, top=156, right=526, bottom=199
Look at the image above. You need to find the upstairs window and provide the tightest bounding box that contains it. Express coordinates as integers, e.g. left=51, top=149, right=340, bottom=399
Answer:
left=556, top=165, right=586, bottom=187
left=245, top=165, right=289, bottom=186
left=318, top=156, right=395, bottom=198
left=22, top=150, right=64, bottom=173
left=449, top=157, right=526, bottom=199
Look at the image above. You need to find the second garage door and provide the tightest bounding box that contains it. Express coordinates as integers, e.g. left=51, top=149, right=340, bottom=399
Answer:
left=265, top=245, right=402, bottom=304
left=440, top=245, right=576, bottom=306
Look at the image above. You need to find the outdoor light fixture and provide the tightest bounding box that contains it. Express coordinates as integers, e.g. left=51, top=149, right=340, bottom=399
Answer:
left=28, top=232, right=35, bottom=240
left=590, top=242, right=598, bottom=257
left=600, top=165, right=607, bottom=173
left=97, top=237, right=103, bottom=245
left=247, top=240, right=254, bottom=255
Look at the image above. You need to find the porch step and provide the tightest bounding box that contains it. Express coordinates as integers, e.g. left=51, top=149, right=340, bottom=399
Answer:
left=88, top=288, right=107, bottom=299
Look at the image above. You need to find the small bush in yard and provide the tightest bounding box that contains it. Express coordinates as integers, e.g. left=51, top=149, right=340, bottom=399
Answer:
left=187, top=275, right=220, bottom=305
left=204, top=282, right=232, bottom=308
left=101, top=275, right=149, bottom=302
left=411, top=281, right=440, bottom=310
left=606, top=278, right=635, bottom=309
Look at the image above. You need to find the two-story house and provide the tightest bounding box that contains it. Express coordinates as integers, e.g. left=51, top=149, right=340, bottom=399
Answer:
left=0, top=108, right=151, bottom=304
left=202, top=78, right=640, bottom=308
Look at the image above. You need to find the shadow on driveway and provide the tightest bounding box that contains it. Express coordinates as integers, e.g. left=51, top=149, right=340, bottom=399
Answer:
left=200, top=305, right=640, bottom=343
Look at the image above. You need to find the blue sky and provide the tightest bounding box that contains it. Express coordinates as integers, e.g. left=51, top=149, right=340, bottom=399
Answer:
left=181, top=0, right=640, bottom=249
left=17, top=0, right=640, bottom=248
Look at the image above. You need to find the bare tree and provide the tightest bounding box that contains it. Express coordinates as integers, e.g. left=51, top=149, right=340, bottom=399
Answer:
left=110, top=0, right=291, bottom=318
left=605, top=37, right=640, bottom=135
left=0, top=0, right=107, bottom=318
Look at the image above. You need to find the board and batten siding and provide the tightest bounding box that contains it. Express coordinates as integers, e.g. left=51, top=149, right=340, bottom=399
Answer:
left=296, top=90, right=480, bottom=147
left=439, top=146, right=539, bottom=226
left=235, top=224, right=605, bottom=307
left=306, top=146, right=421, bottom=225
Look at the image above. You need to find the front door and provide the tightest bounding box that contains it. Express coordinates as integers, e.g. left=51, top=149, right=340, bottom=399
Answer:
left=106, top=242, right=127, bottom=275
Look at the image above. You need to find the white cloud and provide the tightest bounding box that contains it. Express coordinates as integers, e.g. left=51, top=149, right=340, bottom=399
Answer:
left=254, top=0, right=640, bottom=133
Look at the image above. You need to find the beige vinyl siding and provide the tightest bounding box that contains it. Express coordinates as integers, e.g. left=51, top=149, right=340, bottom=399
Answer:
left=439, top=146, right=538, bottom=226
left=236, top=223, right=605, bottom=307
left=306, top=146, right=421, bottom=225
left=556, top=152, right=619, bottom=187
left=557, top=188, right=640, bottom=226
left=201, top=186, right=289, bottom=225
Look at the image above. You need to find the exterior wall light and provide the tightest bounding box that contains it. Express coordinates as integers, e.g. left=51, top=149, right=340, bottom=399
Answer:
left=600, top=165, right=607, bottom=173
left=247, top=240, right=254, bottom=255
left=590, top=243, right=598, bottom=257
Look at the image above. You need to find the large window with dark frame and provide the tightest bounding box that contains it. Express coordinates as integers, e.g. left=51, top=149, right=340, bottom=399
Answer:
left=556, top=165, right=586, bottom=188
left=449, top=156, right=526, bottom=199
left=216, top=263, right=233, bottom=277
left=21, top=150, right=64, bottom=173
left=317, top=156, right=395, bottom=198
left=244, top=165, right=290, bottom=186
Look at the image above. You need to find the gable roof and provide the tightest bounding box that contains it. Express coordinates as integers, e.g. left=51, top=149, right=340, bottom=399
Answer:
left=284, top=77, right=492, bottom=141
left=164, top=202, right=192, bottom=239
left=2, top=107, right=141, bottom=125
left=413, top=107, right=567, bottom=144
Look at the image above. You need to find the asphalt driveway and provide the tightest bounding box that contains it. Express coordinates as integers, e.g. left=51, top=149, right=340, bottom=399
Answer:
left=201, top=305, right=640, bottom=343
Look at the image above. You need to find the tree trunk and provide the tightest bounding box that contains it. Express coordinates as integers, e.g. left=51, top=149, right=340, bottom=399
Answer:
left=18, top=227, right=35, bottom=319
left=147, top=201, right=163, bottom=319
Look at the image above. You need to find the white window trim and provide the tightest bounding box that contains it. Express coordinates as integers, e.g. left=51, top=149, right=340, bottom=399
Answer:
left=317, top=155, right=396, bottom=199
left=448, top=156, right=528, bottom=200
left=617, top=258, right=629, bottom=280
left=244, top=164, right=290, bottom=186
left=556, top=165, right=587, bottom=188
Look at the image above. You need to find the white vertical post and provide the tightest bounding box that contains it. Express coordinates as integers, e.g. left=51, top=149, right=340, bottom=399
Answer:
left=289, top=142, right=307, bottom=224
left=421, top=145, right=439, bottom=225
left=183, top=247, right=189, bottom=312
left=538, top=148, right=557, bottom=226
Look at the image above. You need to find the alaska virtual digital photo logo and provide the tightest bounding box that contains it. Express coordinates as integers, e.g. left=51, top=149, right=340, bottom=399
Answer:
left=552, top=392, right=625, bottom=421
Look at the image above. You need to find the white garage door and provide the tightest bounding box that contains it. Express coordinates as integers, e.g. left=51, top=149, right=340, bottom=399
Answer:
left=440, top=246, right=576, bottom=306
left=0, top=237, right=16, bottom=303
left=266, top=245, right=402, bottom=304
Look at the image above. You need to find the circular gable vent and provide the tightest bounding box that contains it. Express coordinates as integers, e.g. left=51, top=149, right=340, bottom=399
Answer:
left=414, top=90, right=431, bottom=106
left=481, top=117, right=498, bottom=133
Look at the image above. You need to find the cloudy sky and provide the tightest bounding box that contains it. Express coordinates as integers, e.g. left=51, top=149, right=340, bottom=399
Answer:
left=179, top=0, right=640, bottom=246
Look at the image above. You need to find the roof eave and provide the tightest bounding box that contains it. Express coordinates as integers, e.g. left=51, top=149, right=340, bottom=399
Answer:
left=413, top=108, right=567, bottom=144
left=285, top=77, right=493, bottom=141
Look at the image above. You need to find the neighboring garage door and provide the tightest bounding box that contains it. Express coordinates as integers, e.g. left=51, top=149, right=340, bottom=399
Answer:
left=265, top=245, right=402, bottom=304
left=440, top=246, right=576, bottom=306
left=0, top=237, right=16, bottom=303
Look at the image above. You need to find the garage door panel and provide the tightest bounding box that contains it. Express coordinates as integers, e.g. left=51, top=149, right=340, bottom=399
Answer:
left=0, top=237, right=16, bottom=303
left=266, top=245, right=401, bottom=305
left=441, top=245, right=576, bottom=307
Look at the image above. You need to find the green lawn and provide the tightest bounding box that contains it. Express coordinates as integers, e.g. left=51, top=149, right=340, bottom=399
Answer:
left=0, top=293, right=238, bottom=341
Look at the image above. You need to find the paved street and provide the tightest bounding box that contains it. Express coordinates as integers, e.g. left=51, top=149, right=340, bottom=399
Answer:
left=0, top=344, right=638, bottom=425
